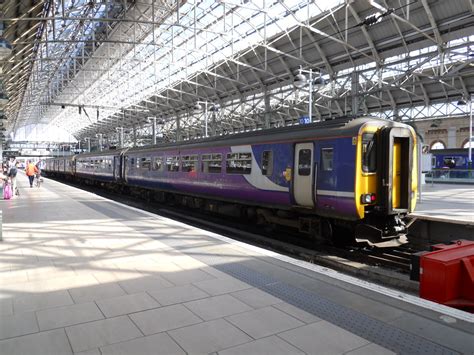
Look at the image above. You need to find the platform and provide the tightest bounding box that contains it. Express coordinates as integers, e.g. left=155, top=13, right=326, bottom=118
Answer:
left=413, top=183, right=474, bottom=225
left=0, top=175, right=473, bottom=355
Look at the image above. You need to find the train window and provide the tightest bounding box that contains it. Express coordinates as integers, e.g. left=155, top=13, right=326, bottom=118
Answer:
left=140, top=157, right=151, bottom=170
left=153, top=157, right=164, bottom=171
left=362, top=133, right=377, bottom=173
left=298, top=149, right=312, bottom=176
left=226, top=152, right=252, bottom=174
left=182, top=155, right=198, bottom=172
left=130, top=158, right=135, bottom=168
left=321, top=148, right=334, bottom=172
left=431, top=157, right=436, bottom=168
left=262, top=151, right=273, bottom=176
left=202, top=154, right=222, bottom=173
left=166, top=156, right=180, bottom=172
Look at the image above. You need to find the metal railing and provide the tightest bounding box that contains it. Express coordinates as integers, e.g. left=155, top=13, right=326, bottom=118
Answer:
left=425, top=169, right=474, bottom=184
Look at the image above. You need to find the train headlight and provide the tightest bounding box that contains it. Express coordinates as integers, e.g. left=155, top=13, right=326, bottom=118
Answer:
left=361, top=193, right=376, bottom=204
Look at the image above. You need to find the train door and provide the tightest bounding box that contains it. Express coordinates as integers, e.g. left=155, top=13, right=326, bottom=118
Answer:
left=379, top=127, right=412, bottom=213
left=113, top=156, right=120, bottom=182
left=293, top=143, right=314, bottom=207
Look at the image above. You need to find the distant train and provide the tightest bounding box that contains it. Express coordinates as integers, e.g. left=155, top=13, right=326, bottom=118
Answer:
left=430, top=148, right=473, bottom=169
left=43, top=117, right=418, bottom=247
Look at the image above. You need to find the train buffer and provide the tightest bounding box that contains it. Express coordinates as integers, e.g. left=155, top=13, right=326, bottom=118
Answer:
left=418, top=240, right=474, bottom=312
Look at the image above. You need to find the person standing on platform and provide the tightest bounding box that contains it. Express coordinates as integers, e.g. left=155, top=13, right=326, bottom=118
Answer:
left=25, top=160, right=38, bottom=188
left=7, top=162, right=18, bottom=197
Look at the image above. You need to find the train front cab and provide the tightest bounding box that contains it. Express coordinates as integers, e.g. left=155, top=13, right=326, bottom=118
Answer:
left=354, top=123, right=418, bottom=245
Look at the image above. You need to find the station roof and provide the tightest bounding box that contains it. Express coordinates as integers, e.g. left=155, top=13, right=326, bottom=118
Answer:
left=1, top=0, right=473, bottom=145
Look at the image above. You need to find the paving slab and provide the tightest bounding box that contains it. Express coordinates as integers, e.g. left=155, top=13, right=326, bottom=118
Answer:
left=168, top=318, right=252, bottom=354
left=100, top=332, right=185, bottom=355
left=65, top=316, right=143, bottom=353
left=68, top=283, right=126, bottom=303
left=345, top=342, right=396, bottom=355
left=193, top=277, right=251, bottom=296
left=0, top=311, right=39, bottom=340
left=148, top=284, right=210, bottom=306
left=118, top=275, right=174, bottom=294
left=272, top=302, right=322, bottom=324
left=160, top=268, right=215, bottom=285
left=129, top=304, right=202, bottom=335
left=183, top=294, right=253, bottom=321
left=13, top=290, right=74, bottom=314
left=279, top=321, right=371, bottom=355
left=36, top=302, right=104, bottom=331
left=96, top=292, right=160, bottom=318
left=0, top=329, right=72, bottom=355
left=231, top=287, right=282, bottom=309
left=219, top=335, right=305, bottom=355
left=226, top=306, right=304, bottom=339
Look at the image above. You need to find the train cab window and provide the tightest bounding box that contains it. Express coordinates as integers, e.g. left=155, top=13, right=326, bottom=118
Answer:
left=182, top=155, right=198, bottom=172
left=153, top=157, right=164, bottom=171
left=140, top=157, right=151, bottom=170
left=226, top=152, right=252, bottom=174
left=166, top=156, right=180, bottom=172
left=321, top=148, right=334, bottom=172
left=298, top=149, right=312, bottom=176
left=262, top=151, right=273, bottom=176
left=362, top=133, right=377, bottom=173
left=202, top=154, right=222, bottom=173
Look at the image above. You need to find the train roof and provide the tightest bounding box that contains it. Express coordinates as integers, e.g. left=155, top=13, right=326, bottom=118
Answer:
left=68, top=116, right=407, bottom=158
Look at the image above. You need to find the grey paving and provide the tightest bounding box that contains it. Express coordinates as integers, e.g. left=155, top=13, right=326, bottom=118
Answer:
left=96, top=292, right=160, bottom=318
left=183, top=294, right=253, bottom=321
left=389, top=313, right=474, bottom=354
left=148, top=284, right=210, bottom=306
left=231, top=287, right=282, bottom=309
left=0, top=298, right=13, bottom=316
left=0, top=311, right=39, bottom=340
left=345, top=343, right=397, bottom=355
left=219, top=335, right=305, bottom=355
left=272, top=302, right=322, bottom=324
left=168, top=318, right=252, bottom=354
left=36, top=302, right=104, bottom=331
left=193, top=277, right=252, bottom=295
left=129, top=304, right=202, bottom=335
left=100, top=333, right=186, bottom=355
left=65, top=316, right=143, bottom=353
left=68, top=283, right=126, bottom=303
left=118, top=275, right=174, bottom=294
left=13, top=290, right=74, bottom=313
left=226, top=306, right=304, bottom=339
left=160, top=268, right=216, bottom=285
left=0, top=329, right=72, bottom=355
left=279, top=321, right=371, bottom=355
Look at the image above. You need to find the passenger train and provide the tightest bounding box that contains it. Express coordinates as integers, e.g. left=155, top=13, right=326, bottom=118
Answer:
left=43, top=117, right=418, bottom=247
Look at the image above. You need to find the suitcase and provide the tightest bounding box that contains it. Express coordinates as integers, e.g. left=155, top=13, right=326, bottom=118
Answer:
left=3, top=183, right=12, bottom=200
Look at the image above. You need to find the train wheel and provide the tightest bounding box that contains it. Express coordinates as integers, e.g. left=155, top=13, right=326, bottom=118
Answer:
left=320, top=219, right=333, bottom=242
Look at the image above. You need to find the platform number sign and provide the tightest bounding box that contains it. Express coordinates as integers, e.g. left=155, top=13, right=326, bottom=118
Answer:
left=299, top=116, right=311, bottom=124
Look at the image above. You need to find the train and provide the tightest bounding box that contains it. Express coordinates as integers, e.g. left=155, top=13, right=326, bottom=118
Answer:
left=43, top=116, right=418, bottom=247
left=429, top=148, right=473, bottom=169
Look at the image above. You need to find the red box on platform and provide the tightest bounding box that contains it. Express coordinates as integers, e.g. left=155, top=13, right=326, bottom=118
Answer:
left=420, top=240, right=474, bottom=312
